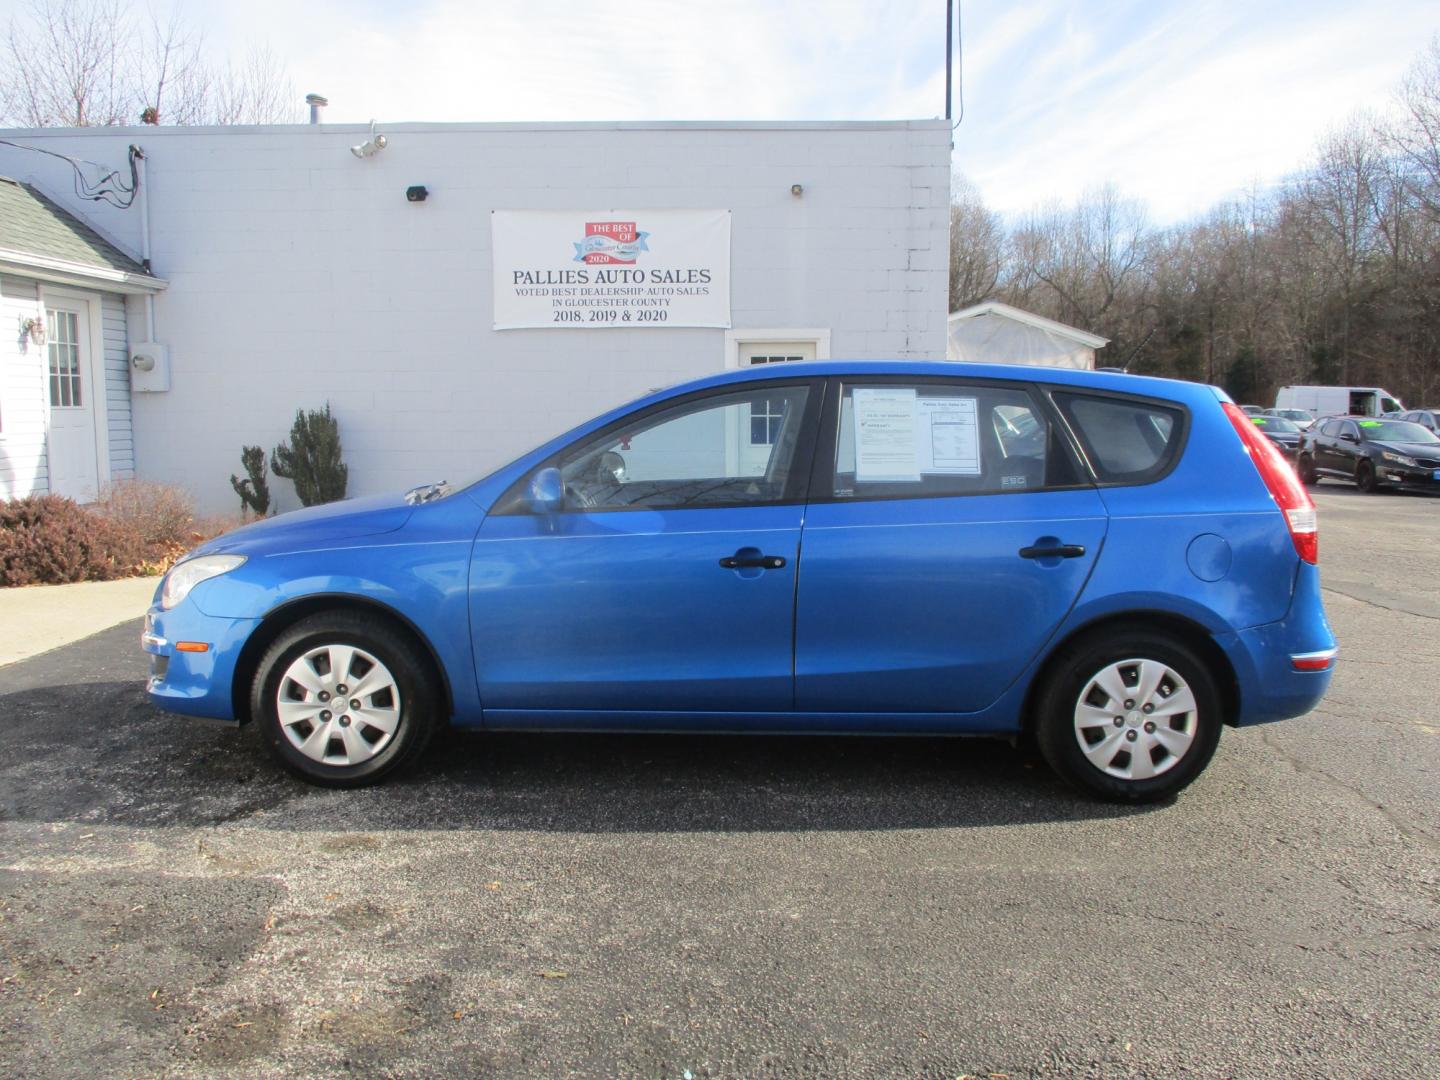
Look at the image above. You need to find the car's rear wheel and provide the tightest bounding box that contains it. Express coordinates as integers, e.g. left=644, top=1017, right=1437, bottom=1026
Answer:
left=1355, top=460, right=1379, bottom=494
left=1035, top=630, right=1222, bottom=803
left=1297, top=454, right=1318, bottom=485
left=252, top=612, right=437, bottom=787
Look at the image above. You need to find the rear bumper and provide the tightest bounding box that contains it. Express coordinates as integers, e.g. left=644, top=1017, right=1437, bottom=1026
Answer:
left=142, top=605, right=258, bottom=721
left=1216, top=561, right=1336, bottom=726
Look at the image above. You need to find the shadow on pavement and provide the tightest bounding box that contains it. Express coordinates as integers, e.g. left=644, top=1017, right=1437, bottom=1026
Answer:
left=0, top=623, right=1156, bottom=834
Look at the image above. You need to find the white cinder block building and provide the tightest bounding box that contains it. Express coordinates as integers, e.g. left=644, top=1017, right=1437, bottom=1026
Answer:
left=0, top=120, right=950, bottom=511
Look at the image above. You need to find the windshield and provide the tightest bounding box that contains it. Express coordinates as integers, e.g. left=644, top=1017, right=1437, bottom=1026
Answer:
left=1358, top=419, right=1440, bottom=444
left=1252, top=417, right=1299, bottom=433
left=1275, top=410, right=1311, bottom=422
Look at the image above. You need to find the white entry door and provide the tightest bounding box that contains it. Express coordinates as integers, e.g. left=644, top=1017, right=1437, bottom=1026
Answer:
left=45, top=299, right=101, bottom=501
left=736, top=341, right=816, bottom=476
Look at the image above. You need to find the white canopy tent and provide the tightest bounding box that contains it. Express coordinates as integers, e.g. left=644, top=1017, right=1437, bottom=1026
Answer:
left=946, top=301, right=1109, bottom=369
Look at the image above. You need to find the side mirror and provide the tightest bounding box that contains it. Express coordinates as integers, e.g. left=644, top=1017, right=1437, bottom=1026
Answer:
left=1339, top=432, right=1358, bottom=443
left=527, top=467, right=563, bottom=513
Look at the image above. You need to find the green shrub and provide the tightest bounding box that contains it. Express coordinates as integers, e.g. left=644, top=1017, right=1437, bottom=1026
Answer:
left=271, top=404, right=347, bottom=507
left=0, top=495, right=142, bottom=586
left=230, top=445, right=271, bottom=517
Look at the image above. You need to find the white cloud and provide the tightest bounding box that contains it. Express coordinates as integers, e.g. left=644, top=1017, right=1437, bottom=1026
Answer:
left=956, top=0, right=1438, bottom=221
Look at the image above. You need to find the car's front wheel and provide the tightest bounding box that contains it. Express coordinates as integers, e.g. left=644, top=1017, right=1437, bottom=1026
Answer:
left=1355, top=460, right=1379, bottom=494
left=252, top=612, right=438, bottom=787
left=1035, top=630, right=1223, bottom=803
left=1297, top=454, right=1318, bottom=485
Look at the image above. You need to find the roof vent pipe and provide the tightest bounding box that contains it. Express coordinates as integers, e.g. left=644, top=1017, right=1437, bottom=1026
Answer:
left=305, top=93, right=328, bottom=124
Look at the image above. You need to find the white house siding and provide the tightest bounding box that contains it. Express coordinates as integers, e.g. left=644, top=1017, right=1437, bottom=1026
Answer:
left=101, top=293, right=134, bottom=482
left=0, top=274, right=47, bottom=499
left=0, top=121, right=950, bottom=511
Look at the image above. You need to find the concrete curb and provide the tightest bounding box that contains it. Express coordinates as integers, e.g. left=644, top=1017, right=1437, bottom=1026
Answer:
left=0, top=577, right=159, bottom=667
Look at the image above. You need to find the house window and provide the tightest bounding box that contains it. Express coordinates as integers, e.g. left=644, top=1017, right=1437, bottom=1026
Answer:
left=47, top=309, right=82, bottom=408
left=748, top=354, right=806, bottom=446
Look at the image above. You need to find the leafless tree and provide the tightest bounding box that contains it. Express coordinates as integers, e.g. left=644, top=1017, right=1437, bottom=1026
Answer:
left=209, top=46, right=295, bottom=126
left=948, top=173, right=1004, bottom=311
left=1008, top=184, right=1149, bottom=331
left=0, top=0, right=297, bottom=127
left=2, top=0, right=130, bottom=126
left=1391, top=36, right=1440, bottom=223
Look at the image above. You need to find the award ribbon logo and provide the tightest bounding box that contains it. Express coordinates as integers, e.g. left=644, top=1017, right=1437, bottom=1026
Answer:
left=574, top=221, right=651, bottom=264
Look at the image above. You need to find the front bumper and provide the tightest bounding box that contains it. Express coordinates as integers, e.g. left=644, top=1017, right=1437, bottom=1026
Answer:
left=1377, top=462, right=1440, bottom=492
left=142, top=606, right=260, bottom=721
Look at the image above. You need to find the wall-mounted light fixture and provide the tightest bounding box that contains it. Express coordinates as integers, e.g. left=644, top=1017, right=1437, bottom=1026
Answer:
left=790, top=183, right=804, bottom=197
left=18, top=314, right=45, bottom=346
left=406, top=185, right=428, bottom=202
left=350, top=120, right=388, bottom=159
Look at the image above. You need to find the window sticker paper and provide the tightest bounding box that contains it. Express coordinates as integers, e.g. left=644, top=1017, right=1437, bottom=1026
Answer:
left=917, top=396, right=981, bottom=475
left=854, top=388, right=920, bottom=482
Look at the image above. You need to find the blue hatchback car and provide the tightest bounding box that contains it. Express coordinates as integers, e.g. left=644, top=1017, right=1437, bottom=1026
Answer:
left=144, top=362, right=1335, bottom=802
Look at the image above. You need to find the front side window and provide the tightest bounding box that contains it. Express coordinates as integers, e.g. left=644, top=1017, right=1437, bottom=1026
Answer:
left=553, top=384, right=812, bottom=511
left=831, top=381, right=1077, bottom=499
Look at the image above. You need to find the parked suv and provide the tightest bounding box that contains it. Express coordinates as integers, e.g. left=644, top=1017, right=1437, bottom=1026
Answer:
left=144, top=362, right=1334, bottom=803
left=1297, top=415, right=1440, bottom=493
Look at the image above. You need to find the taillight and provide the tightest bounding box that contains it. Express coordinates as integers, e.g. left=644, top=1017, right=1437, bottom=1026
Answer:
left=1222, top=402, right=1317, bottom=563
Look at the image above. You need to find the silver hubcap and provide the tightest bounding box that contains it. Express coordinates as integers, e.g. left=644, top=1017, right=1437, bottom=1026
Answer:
left=277, top=644, right=401, bottom=766
left=1073, top=657, right=1197, bottom=781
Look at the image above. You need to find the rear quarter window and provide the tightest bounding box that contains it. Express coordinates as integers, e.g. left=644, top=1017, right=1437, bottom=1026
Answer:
left=1052, top=391, right=1187, bottom=485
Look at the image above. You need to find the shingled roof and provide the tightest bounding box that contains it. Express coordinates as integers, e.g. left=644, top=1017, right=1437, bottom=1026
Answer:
left=0, top=175, right=163, bottom=291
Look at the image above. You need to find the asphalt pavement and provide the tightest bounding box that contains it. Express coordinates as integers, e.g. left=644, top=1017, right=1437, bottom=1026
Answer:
left=1, top=484, right=1436, bottom=1078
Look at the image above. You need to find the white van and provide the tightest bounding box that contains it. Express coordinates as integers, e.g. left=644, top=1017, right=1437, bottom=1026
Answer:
left=1274, top=385, right=1404, bottom=418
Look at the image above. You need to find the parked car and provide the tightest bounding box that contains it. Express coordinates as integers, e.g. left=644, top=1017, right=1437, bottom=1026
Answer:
left=144, top=362, right=1334, bottom=803
left=1239, top=404, right=1265, bottom=415
left=1297, top=415, right=1440, bottom=493
left=1249, top=415, right=1303, bottom=459
left=1398, top=408, right=1440, bottom=435
left=1262, top=408, right=1316, bottom=431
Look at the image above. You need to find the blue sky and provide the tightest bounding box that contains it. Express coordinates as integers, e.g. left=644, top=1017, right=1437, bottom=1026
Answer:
left=13, top=0, right=1435, bottom=223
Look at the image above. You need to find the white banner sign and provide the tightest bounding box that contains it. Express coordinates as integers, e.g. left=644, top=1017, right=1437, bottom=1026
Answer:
left=492, top=209, right=731, bottom=330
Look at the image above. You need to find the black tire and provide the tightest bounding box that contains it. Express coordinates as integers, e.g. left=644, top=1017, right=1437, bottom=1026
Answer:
left=251, top=612, right=438, bottom=787
left=1297, top=454, right=1318, bottom=486
left=1034, top=629, right=1223, bottom=803
left=1355, top=459, right=1379, bottom=494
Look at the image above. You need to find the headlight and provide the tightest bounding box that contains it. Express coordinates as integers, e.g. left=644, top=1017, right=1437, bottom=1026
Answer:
left=161, top=555, right=247, bottom=610
left=1381, top=451, right=1418, bottom=468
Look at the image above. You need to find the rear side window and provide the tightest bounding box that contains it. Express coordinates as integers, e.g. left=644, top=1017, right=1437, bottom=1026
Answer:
left=1053, top=392, right=1186, bottom=485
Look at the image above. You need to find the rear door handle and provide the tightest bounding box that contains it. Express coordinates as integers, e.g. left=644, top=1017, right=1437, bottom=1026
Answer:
left=1018, top=544, right=1086, bottom=560
left=719, top=552, right=786, bottom=570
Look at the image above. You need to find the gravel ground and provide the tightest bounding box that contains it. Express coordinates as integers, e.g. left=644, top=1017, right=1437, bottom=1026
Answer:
left=1, top=484, right=1436, bottom=1079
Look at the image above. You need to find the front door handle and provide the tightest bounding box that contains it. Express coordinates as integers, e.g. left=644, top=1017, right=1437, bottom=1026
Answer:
left=1018, top=543, right=1086, bottom=560
left=719, top=552, right=786, bottom=570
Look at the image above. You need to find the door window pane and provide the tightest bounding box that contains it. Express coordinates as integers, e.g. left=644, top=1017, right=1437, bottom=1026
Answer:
left=46, top=309, right=82, bottom=408
left=833, top=382, right=1069, bottom=498
left=556, top=385, right=810, bottom=510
